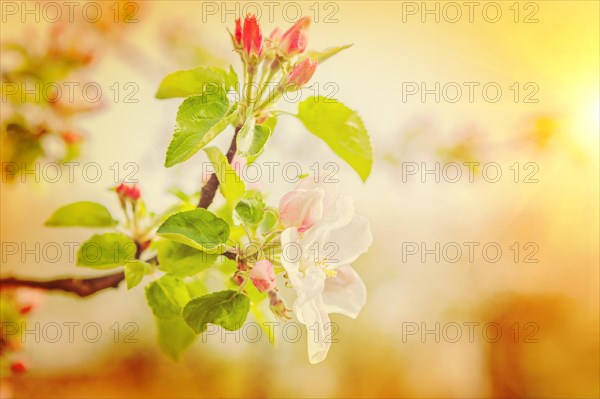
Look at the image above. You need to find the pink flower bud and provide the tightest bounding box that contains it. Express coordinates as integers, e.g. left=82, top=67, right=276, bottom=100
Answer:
left=243, top=15, right=263, bottom=57
left=127, top=185, right=141, bottom=200
left=116, top=183, right=141, bottom=201
left=116, top=182, right=128, bottom=196
left=279, top=188, right=323, bottom=232
left=279, top=16, right=310, bottom=57
left=234, top=18, right=243, bottom=46
left=287, top=59, right=318, bottom=89
left=249, top=260, right=276, bottom=292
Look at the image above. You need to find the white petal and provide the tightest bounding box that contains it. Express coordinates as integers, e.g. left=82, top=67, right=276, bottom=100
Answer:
left=296, top=266, right=326, bottom=297
left=293, top=296, right=332, bottom=364
left=280, top=227, right=303, bottom=287
left=325, top=214, right=373, bottom=266
left=322, top=265, right=367, bottom=319
left=298, top=176, right=339, bottom=215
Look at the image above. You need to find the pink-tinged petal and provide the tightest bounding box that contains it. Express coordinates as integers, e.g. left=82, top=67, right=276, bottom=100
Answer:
left=279, top=189, right=324, bottom=232
left=280, top=16, right=311, bottom=57
left=249, top=260, right=276, bottom=292
left=322, top=265, right=367, bottom=319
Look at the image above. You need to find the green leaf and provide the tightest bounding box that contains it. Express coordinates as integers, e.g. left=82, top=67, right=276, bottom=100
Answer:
left=124, top=261, right=151, bottom=289
left=182, top=290, right=250, bottom=334
left=157, top=240, right=217, bottom=277
left=186, top=279, right=209, bottom=298
left=226, top=65, right=239, bottom=93
left=203, top=146, right=246, bottom=208
left=76, top=233, right=136, bottom=269
left=45, top=201, right=117, bottom=228
left=156, top=209, right=230, bottom=254
left=156, top=317, right=197, bottom=361
left=296, top=97, right=373, bottom=181
left=306, top=44, right=353, bottom=64
left=156, top=66, right=234, bottom=99
left=234, top=191, right=265, bottom=225
left=165, top=88, right=237, bottom=168
left=236, top=115, right=255, bottom=152
left=261, top=115, right=278, bottom=133
left=237, top=121, right=272, bottom=159
left=145, top=275, right=190, bottom=320
left=214, top=203, right=245, bottom=243
left=247, top=117, right=276, bottom=164
left=257, top=209, right=277, bottom=235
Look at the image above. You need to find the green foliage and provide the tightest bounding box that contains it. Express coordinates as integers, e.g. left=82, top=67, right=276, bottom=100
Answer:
left=45, top=201, right=117, bottom=228
left=76, top=233, right=136, bottom=269
left=306, top=44, right=353, bottom=63
left=261, top=115, right=278, bottom=133
left=145, top=275, right=190, bottom=320
left=1, top=117, right=44, bottom=182
left=234, top=191, right=265, bottom=225
left=155, top=66, right=237, bottom=99
left=182, top=290, right=250, bottom=333
left=157, top=240, right=217, bottom=277
left=237, top=120, right=272, bottom=160
left=156, top=209, right=230, bottom=254
left=203, top=146, right=246, bottom=208
left=124, top=261, right=151, bottom=289
left=257, top=209, right=278, bottom=235
left=297, top=97, right=373, bottom=181
left=165, top=87, right=238, bottom=167
left=156, top=317, right=197, bottom=361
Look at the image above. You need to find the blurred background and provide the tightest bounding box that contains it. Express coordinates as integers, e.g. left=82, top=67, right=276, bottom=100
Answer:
left=1, top=1, right=598, bottom=397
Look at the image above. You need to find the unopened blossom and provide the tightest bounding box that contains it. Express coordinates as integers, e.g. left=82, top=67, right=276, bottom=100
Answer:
left=249, top=260, right=276, bottom=292
left=242, top=15, right=263, bottom=57
left=287, top=59, right=318, bottom=88
left=280, top=177, right=372, bottom=364
left=279, top=16, right=311, bottom=57
left=234, top=18, right=243, bottom=46
left=116, top=183, right=141, bottom=201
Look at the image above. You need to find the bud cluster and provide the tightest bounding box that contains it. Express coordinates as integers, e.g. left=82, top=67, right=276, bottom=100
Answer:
left=230, top=15, right=318, bottom=121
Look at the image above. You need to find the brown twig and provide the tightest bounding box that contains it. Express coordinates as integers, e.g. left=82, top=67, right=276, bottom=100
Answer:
left=1, top=124, right=241, bottom=300
left=0, top=252, right=238, bottom=297
left=198, top=126, right=240, bottom=208
left=0, top=273, right=126, bottom=297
